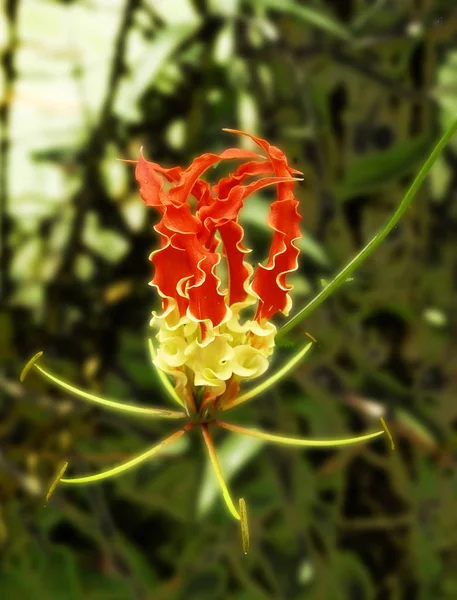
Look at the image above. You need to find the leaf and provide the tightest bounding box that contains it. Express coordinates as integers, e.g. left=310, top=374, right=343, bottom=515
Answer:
left=423, top=307, right=447, bottom=328
left=147, top=0, right=200, bottom=25
left=213, top=22, right=235, bottom=65
left=208, top=0, right=240, bottom=17
left=330, top=551, right=375, bottom=600
left=428, top=155, right=452, bottom=202
left=197, top=433, right=264, bottom=518
left=435, top=50, right=457, bottom=151
left=245, top=0, right=352, bottom=42
left=10, top=282, right=45, bottom=311
left=337, top=134, right=433, bottom=200
left=114, top=23, right=200, bottom=122
left=82, top=212, right=129, bottom=263
left=177, top=565, right=227, bottom=600
left=109, top=535, right=157, bottom=589
left=237, top=90, right=259, bottom=138
left=0, top=544, right=83, bottom=600
left=395, top=408, right=438, bottom=448
left=11, top=238, right=43, bottom=281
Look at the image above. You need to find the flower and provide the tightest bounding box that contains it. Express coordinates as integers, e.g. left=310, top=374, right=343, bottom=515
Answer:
left=21, top=130, right=392, bottom=552
left=136, top=129, right=302, bottom=409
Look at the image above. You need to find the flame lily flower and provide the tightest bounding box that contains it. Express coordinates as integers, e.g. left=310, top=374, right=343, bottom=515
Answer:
left=22, top=128, right=418, bottom=551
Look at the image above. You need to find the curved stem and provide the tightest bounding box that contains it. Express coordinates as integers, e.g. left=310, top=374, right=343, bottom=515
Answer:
left=22, top=352, right=186, bottom=419
left=61, top=427, right=189, bottom=485
left=216, top=420, right=385, bottom=448
left=201, top=424, right=240, bottom=520
left=223, top=341, right=313, bottom=411
left=278, top=117, right=457, bottom=340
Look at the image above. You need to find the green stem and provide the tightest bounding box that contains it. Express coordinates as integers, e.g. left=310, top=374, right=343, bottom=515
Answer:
left=278, top=118, right=457, bottom=340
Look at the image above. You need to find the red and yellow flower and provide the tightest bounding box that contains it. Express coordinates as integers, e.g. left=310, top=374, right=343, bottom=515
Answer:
left=137, top=129, right=302, bottom=409
left=21, top=130, right=392, bottom=552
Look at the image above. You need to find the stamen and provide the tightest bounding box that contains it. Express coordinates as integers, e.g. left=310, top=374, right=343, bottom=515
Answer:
left=216, top=420, right=386, bottom=448
left=60, top=427, right=188, bottom=485
left=20, top=351, right=43, bottom=382
left=305, top=332, right=317, bottom=343
left=201, top=424, right=240, bottom=521
left=224, top=341, right=313, bottom=410
left=21, top=352, right=186, bottom=419
left=45, top=461, right=68, bottom=504
left=380, top=417, right=395, bottom=450
left=148, top=339, right=187, bottom=410
left=239, top=498, right=249, bottom=554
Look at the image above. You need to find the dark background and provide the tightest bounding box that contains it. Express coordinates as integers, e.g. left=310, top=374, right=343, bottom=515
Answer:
left=1, top=0, right=457, bottom=598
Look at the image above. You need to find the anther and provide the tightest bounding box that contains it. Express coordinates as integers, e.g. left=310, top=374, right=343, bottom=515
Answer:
left=380, top=417, right=395, bottom=450
left=20, top=351, right=44, bottom=382
left=45, top=461, right=68, bottom=504
left=239, top=498, right=249, bottom=555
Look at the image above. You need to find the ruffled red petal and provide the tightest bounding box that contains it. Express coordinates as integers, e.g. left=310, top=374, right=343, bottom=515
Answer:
left=202, top=175, right=298, bottom=306
left=217, top=221, right=250, bottom=306
left=223, top=130, right=302, bottom=320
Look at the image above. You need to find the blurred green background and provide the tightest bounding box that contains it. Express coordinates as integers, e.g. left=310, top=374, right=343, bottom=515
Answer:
left=1, top=0, right=457, bottom=598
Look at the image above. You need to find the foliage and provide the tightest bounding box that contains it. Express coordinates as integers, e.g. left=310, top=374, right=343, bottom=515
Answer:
left=1, top=0, right=457, bottom=598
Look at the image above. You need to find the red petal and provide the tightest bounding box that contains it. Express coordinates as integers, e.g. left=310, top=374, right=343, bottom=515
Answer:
left=223, top=130, right=302, bottom=319
left=185, top=248, right=227, bottom=325
left=202, top=176, right=297, bottom=305
left=169, top=149, right=261, bottom=207
left=213, top=160, right=273, bottom=200
left=151, top=241, right=192, bottom=317
left=253, top=196, right=301, bottom=319
left=135, top=152, right=166, bottom=209
left=217, top=221, right=250, bottom=306
left=151, top=230, right=228, bottom=326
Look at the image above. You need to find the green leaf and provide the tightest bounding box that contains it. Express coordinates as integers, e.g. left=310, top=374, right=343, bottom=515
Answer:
left=114, top=23, right=200, bottom=122
left=337, top=134, right=433, bottom=201
left=208, top=0, right=240, bottom=17
left=148, top=0, right=200, bottom=25
left=11, top=237, right=43, bottom=280
left=395, top=408, right=438, bottom=448
left=0, top=544, right=83, bottom=600
left=423, top=307, right=447, bottom=328
left=197, top=433, right=263, bottom=517
left=245, top=0, right=352, bottom=42
left=435, top=50, right=457, bottom=151
left=331, top=551, right=375, bottom=600
left=178, top=565, right=227, bottom=600
left=428, top=155, right=452, bottom=201
left=82, top=212, right=129, bottom=263
left=213, top=22, right=235, bottom=65
left=237, top=90, right=259, bottom=138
